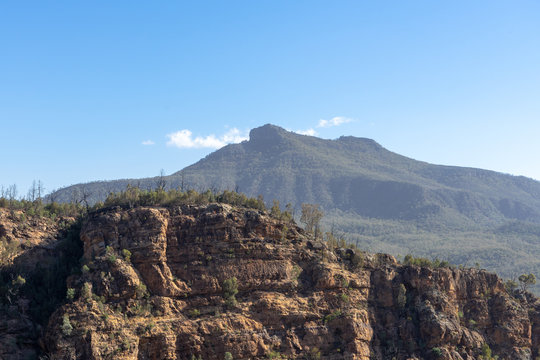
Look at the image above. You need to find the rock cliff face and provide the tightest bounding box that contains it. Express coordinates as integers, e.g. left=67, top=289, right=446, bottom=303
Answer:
left=0, top=208, right=69, bottom=360
left=38, top=204, right=540, bottom=360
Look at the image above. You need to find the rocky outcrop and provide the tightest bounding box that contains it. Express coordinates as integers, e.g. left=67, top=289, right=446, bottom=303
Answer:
left=0, top=208, right=71, bottom=360
left=39, top=204, right=540, bottom=360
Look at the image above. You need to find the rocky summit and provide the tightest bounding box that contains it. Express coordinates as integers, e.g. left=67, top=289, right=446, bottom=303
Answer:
left=26, top=203, right=540, bottom=360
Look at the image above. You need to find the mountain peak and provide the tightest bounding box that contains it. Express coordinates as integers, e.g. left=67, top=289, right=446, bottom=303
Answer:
left=249, top=124, right=288, bottom=140
left=247, top=124, right=291, bottom=150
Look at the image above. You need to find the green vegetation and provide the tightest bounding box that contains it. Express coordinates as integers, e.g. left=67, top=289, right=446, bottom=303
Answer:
left=61, top=314, right=73, bottom=336
left=102, top=186, right=266, bottom=211
left=222, top=277, right=239, bottom=307
left=479, top=343, right=499, bottom=360
left=122, top=249, right=132, bottom=262
left=224, top=352, right=233, bottom=360
left=397, top=284, right=407, bottom=310
left=504, top=279, right=518, bottom=293
left=81, top=282, right=92, bottom=303
left=105, top=246, right=117, bottom=263
left=308, top=347, right=321, bottom=360
left=431, top=347, right=443, bottom=358
left=0, top=182, right=87, bottom=218
left=136, top=283, right=149, bottom=299
left=266, top=350, right=285, bottom=359
left=66, top=288, right=75, bottom=301
left=323, top=310, right=342, bottom=324
left=519, top=273, right=536, bottom=292
left=402, top=254, right=451, bottom=268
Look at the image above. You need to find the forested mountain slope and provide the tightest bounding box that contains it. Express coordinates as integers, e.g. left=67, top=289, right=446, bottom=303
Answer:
left=50, top=124, right=540, bottom=282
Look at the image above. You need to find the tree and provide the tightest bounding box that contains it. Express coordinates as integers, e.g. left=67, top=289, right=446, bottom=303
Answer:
left=80, top=185, right=92, bottom=210
left=222, top=277, right=238, bottom=307
left=270, top=200, right=281, bottom=218
left=27, top=180, right=37, bottom=202
left=518, top=273, right=536, bottom=292
left=300, top=203, right=323, bottom=237
left=156, top=169, right=167, bottom=191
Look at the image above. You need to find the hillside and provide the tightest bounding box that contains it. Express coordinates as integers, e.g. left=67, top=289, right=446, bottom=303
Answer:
left=51, top=125, right=540, bottom=225
left=3, top=203, right=540, bottom=359
left=49, top=124, right=540, bottom=283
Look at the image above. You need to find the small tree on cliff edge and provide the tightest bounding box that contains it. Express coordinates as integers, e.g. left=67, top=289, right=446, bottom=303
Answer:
left=518, top=273, right=536, bottom=292
left=300, top=203, right=323, bottom=238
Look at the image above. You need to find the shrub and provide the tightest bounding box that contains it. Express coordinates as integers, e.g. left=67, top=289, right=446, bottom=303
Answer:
left=81, top=282, right=92, bottom=302
left=222, top=277, right=238, bottom=307
left=403, top=254, right=452, bottom=268
left=136, top=283, right=149, bottom=299
left=61, top=314, right=73, bottom=336
left=479, top=343, right=499, bottom=360
left=66, top=288, right=75, bottom=301
left=323, top=310, right=342, bottom=324
left=266, top=351, right=284, bottom=359
left=270, top=200, right=281, bottom=219
left=308, top=347, right=321, bottom=360
left=122, top=249, right=132, bottom=262
left=224, top=352, right=233, bottom=360
left=504, top=279, right=517, bottom=293
left=12, top=275, right=26, bottom=286
left=105, top=246, right=116, bottom=263
left=432, top=347, right=442, bottom=358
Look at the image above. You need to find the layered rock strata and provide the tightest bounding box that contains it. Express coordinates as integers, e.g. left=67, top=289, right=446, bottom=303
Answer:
left=43, top=204, right=540, bottom=360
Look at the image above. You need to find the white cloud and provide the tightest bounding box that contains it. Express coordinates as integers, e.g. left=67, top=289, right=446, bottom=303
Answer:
left=317, top=116, right=353, bottom=128
left=142, top=140, right=155, bottom=145
left=166, top=128, right=248, bottom=149
left=295, top=128, right=317, bottom=136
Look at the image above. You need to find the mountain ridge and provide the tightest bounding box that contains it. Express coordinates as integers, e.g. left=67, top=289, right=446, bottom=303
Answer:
left=51, top=124, right=540, bottom=220
left=48, top=124, right=540, bottom=284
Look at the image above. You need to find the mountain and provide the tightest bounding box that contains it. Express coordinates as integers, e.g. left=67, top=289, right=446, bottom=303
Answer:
left=50, top=124, right=540, bottom=282
left=52, top=124, right=540, bottom=223
left=3, top=203, right=540, bottom=359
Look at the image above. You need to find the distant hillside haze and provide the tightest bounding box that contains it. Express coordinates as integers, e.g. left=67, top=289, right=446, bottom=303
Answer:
left=50, top=124, right=540, bottom=283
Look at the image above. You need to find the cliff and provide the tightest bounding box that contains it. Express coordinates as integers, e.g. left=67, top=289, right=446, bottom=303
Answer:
left=47, top=125, right=540, bottom=292
left=35, top=204, right=540, bottom=360
left=0, top=207, right=79, bottom=360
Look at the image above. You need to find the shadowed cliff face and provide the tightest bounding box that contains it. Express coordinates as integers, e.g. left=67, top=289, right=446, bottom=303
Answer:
left=40, top=204, right=540, bottom=360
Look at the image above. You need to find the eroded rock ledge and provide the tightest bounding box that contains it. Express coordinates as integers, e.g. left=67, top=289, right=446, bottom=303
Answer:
left=44, top=204, right=540, bottom=360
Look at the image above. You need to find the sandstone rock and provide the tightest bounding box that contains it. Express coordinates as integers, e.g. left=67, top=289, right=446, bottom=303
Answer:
left=3, top=204, right=540, bottom=359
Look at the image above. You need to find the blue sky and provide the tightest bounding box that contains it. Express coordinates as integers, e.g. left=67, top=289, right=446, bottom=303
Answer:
left=1, top=1, right=539, bottom=195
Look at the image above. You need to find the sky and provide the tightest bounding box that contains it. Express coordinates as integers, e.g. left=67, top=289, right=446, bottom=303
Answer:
left=1, top=1, right=539, bottom=196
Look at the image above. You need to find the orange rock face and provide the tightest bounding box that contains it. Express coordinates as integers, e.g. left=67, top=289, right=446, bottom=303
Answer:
left=39, top=204, right=540, bottom=360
